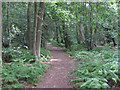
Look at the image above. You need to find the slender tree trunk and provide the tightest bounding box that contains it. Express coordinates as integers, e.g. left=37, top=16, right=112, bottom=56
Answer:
left=7, top=2, right=11, bottom=48
left=0, top=1, right=2, bottom=67
left=76, top=4, right=83, bottom=44
left=84, top=25, right=89, bottom=50
left=94, top=2, right=99, bottom=46
left=56, top=25, right=59, bottom=43
left=62, top=21, right=70, bottom=48
left=0, top=2, right=2, bottom=87
left=33, top=2, right=37, bottom=56
left=43, top=27, right=47, bottom=48
left=62, top=21, right=67, bottom=48
left=95, top=3, right=98, bottom=34
left=36, top=2, right=44, bottom=60
left=118, top=2, right=120, bottom=55
left=42, top=11, right=47, bottom=48
left=82, top=2, right=89, bottom=50
left=27, top=2, right=32, bottom=50
left=78, top=24, right=83, bottom=44
left=76, top=25, right=80, bottom=44
left=59, top=25, right=63, bottom=43
left=89, top=2, right=93, bottom=50
left=83, top=2, right=93, bottom=51
left=2, top=22, right=5, bottom=43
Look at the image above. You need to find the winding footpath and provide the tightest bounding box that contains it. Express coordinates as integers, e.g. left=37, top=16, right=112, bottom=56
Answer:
left=27, top=43, right=75, bottom=88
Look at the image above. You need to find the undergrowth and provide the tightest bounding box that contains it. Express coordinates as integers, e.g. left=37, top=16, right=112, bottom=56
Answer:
left=2, top=48, right=51, bottom=63
left=67, top=45, right=119, bottom=88
left=51, top=40, right=65, bottom=47
left=2, top=62, right=49, bottom=88
left=2, top=47, right=51, bottom=88
left=40, top=48, right=51, bottom=62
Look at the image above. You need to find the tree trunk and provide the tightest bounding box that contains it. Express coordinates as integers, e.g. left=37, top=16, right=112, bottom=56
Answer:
left=36, top=2, right=44, bottom=60
left=94, top=2, right=98, bottom=46
left=0, top=1, right=2, bottom=65
left=43, top=27, right=47, bottom=48
left=95, top=3, right=98, bottom=34
left=56, top=25, right=59, bottom=43
left=59, top=25, right=63, bottom=43
left=42, top=11, right=47, bottom=48
left=32, top=2, right=37, bottom=56
left=84, top=25, right=90, bottom=50
left=89, top=2, right=93, bottom=50
left=76, top=25, right=80, bottom=44
left=82, top=2, right=89, bottom=50
left=62, top=21, right=70, bottom=48
left=78, top=24, right=83, bottom=44
left=7, top=2, right=11, bottom=48
left=62, top=21, right=67, bottom=48
left=83, top=2, right=93, bottom=51
left=27, top=2, right=32, bottom=50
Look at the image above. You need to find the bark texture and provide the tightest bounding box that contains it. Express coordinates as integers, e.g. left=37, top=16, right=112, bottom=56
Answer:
left=33, top=2, right=37, bottom=56
left=36, top=2, right=44, bottom=59
left=27, top=2, right=32, bottom=50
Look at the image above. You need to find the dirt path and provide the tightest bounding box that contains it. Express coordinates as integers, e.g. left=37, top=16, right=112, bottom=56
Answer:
left=28, top=43, right=75, bottom=88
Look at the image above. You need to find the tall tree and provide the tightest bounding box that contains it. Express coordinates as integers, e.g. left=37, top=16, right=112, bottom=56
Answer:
left=36, top=2, right=44, bottom=59
left=76, top=25, right=79, bottom=44
left=42, top=25, right=47, bottom=48
left=89, top=2, right=93, bottom=50
left=7, top=2, right=11, bottom=48
left=56, top=23, right=59, bottom=43
left=42, top=12, right=47, bottom=48
left=75, top=3, right=83, bottom=44
left=78, top=24, right=83, bottom=44
left=59, top=25, right=63, bottom=43
left=33, top=2, right=37, bottom=56
left=27, top=2, right=32, bottom=50
left=62, top=21, right=70, bottom=48
left=0, top=2, right=2, bottom=87
left=0, top=1, right=2, bottom=65
left=118, top=2, right=120, bottom=61
left=83, top=2, right=93, bottom=51
left=82, top=2, right=89, bottom=50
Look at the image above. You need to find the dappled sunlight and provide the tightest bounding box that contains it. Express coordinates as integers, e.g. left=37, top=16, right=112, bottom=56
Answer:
left=52, top=47, right=59, bottom=49
left=50, top=59, right=62, bottom=62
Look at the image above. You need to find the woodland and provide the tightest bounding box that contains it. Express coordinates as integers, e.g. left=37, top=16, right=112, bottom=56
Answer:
left=0, top=1, right=120, bottom=89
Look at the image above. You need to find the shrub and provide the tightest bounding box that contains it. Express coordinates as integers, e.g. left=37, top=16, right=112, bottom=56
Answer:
left=2, top=47, right=51, bottom=88
left=2, top=61, right=49, bottom=88
left=70, top=48, right=119, bottom=88
left=40, top=48, right=51, bottom=59
left=2, top=48, right=36, bottom=63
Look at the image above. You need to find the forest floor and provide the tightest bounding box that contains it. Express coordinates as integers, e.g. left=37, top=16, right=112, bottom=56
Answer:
left=25, top=43, right=75, bottom=88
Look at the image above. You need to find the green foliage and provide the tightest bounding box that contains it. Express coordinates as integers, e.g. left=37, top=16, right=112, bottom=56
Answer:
left=2, top=48, right=51, bottom=88
left=58, top=43, right=65, bottom=47
left=2, top=48, right=36, bottom=63
left=40, top=48, right=51, bottom=59
left=51, top=40, right=65, bottom=47
left=51, top=40, right=58, bottom=46
left=70, top=44, right=87, bottom=51
left=70, top=47, right=119, bottom=88
left=2, top=61, right=49, bottom=88
left=66, top=44, right=87, bottom=58
left=2, top=48, right=51, bottom=63
left=92, top=47, right=103, bottom=52
left=71, top=78, right=110, bottom=88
